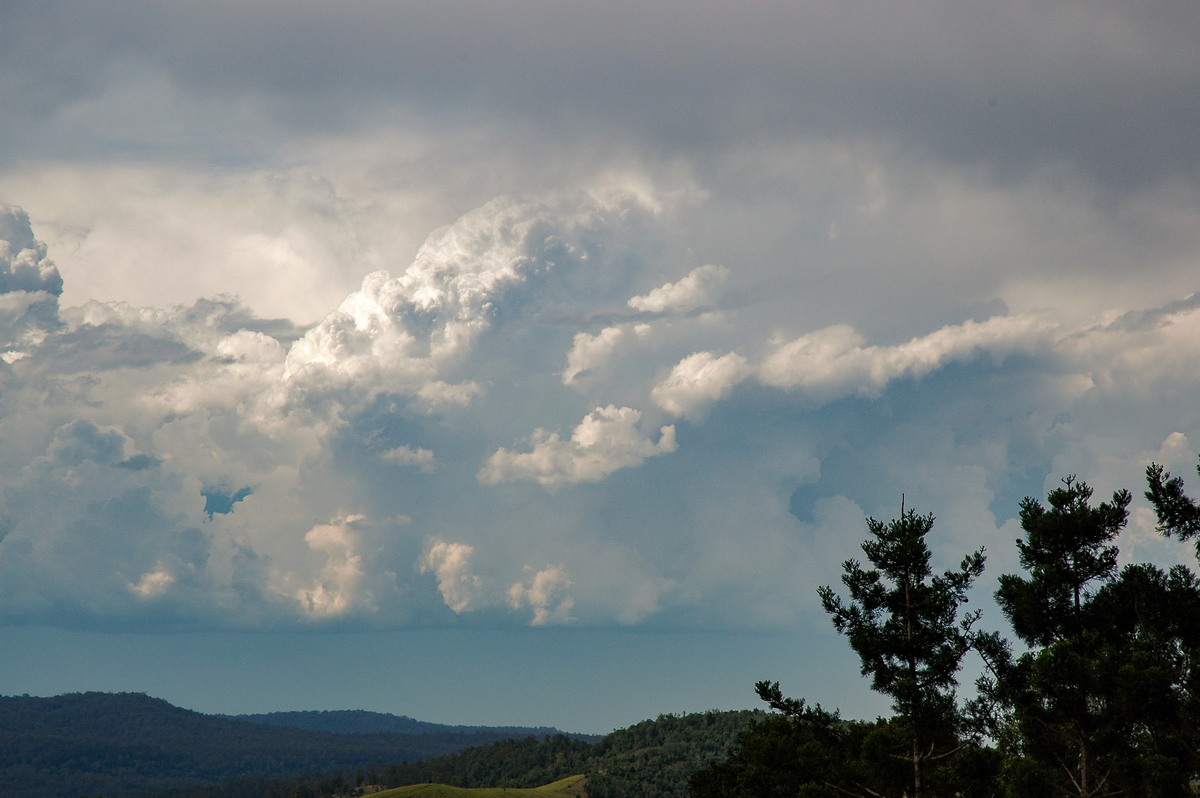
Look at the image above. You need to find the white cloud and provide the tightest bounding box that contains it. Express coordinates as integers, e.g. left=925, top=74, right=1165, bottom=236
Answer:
left=415, top=380, right=483, bottom=410
left=627, top=264, right=729, bottom=315
left=758, top=314, right=1053, bottom=402
left=2, top=176, right=1200, bottom=636
left=129, top=566, right=176, bottom=599
left=8, top=13, right=1200, bottom=745
left=562, top=326, right=626, bottom=386
left=420, top=540, right=482, bottom=614
left=508, top=564, right=576, bottom=626
left=380, top=445, right=439, bottom=473
left=0, top=205, right=63, bottom=358
left=0, top=205, right=63, bottom=296
left=291, top=515, right=372, bottom=619
left=0, top=166, right=378, bottom=325
left=478, top=405, right=677, bottom=489
left=281, top=191, right=658, bottom=401
left=652, top=350, right=751, bottom=418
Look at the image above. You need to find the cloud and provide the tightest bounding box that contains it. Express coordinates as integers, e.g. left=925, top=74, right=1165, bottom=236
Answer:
left=379, top=445, right=439, bottom=473
left=1, top=174, right=1200, bottom=636
left=758, top=314, right=1054, bottom=403
left=478, top=405, right=677, bottom=489
left=45, top=419, right=129, bottom=466
left=282, top=191, right=659, bottom=398
left=0, top=205, right=63, bottom=296
left=0, top=193, right=684, bottom=630
left=508, top=565, right=576, bottom=626
left=291, top=515, right=373, bottom=619
left=421, top=540, right=482, bottom=614
left=652, top=350, right=751, bottom=418
left=0, top=205, right=63, bottom=356
left=9, top=2, right=1197, bottom=194
left=129, top=566, right=176, bottom=599
left=562, top=326, right=626, bottom=386
left=627, top=264, right=728, bottom=315
left=0, top=3, right=1198, bottom=701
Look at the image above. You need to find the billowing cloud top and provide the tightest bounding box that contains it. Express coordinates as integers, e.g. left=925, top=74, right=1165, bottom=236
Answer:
left=0, top=205, right=64, bottom=357
left=1, top=191, right=1198, bottom=633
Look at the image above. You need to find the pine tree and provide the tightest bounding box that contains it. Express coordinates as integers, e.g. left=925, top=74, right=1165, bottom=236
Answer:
left=992, top=477, right=1131, bottom=798
left=1146, top=456, right=1200, bottom=553
left=818, top=506, right=985, bottom=798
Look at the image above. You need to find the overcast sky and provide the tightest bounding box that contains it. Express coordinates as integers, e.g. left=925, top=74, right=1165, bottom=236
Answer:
left=1, top=1, right=1199, bottom=734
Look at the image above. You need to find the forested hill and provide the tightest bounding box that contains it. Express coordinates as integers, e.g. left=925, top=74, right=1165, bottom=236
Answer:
left=228, top=709, right=583, bottom=740
left=135, top=709, right=762, bottom=798
left=0, top=692, right=587, bottom=798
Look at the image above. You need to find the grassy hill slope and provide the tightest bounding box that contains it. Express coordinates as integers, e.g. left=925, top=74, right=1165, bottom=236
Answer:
left=371, top=774, right=587, bottom=797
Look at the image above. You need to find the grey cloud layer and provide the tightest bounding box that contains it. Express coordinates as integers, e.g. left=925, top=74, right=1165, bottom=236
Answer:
left=4, top=1, right=1197, bottom=191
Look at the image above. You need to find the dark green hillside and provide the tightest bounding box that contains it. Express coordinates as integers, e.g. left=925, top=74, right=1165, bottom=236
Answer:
left=230, top=709, right=588, bottom=740
left=0, top=692, right=574, bottom=798
left=368, top=733, right=594, bottom=790
left=130, top=709, right=758, bottom=798
left=584, top=711, right=757, bottom=798
left=358, top=711, right=758, bottom=798
left=219, top=710, right=757, bottom=798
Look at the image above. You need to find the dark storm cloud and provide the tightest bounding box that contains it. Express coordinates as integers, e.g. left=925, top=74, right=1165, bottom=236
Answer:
left=3, top=1, right=1197, bottom=190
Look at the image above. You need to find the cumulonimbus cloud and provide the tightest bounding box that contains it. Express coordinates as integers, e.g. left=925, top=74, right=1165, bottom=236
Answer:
left=283, top=192, right=658, bottom=396
left=1, top=192, right=1200, bottom=634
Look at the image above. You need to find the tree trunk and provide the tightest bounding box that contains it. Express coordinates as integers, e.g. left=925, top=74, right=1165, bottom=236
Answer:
left=911, top=738, right=922, bottom=798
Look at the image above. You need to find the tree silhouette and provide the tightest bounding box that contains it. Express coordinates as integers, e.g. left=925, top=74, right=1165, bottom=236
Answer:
left=818, top=506, right=985, bottom=798
left=992, top=477, right=1132, bottom=798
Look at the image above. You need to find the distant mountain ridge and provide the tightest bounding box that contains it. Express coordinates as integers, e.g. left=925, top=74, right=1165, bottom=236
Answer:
left=227, top=708, right=577, bottom=739
left=0, top=692, right=591, bottom=798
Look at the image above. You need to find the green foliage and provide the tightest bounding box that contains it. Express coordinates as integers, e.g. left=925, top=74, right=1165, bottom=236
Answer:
left=687, top=712, right=843, bottom=797
left=180, top=710, right=759, bottom=798
left=0, top=693, right=584, bottom=798
left=688, top=710, right=1002, bottom=798
left=584, top=711, right=758, bottom=798
left=1146, top=458, right=1200, bottom=549
left=817, top=507, right=985, bottom=798
left=704, top=468, right=1200, bottom=798
left=996, top=477, right=1128, bottom=646
left=369, top=734, right=593, bottom=791
left=986, top=476, right=1200, bottom=797
left=989, top=479, right=1139, bottom=797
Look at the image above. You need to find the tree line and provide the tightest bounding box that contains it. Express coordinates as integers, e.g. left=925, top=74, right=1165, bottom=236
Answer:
left=690, top=457, right=1200, bottom=797
left=0, top=692, right=570, bottom=798
left=128, top=710, right=758, bottom=798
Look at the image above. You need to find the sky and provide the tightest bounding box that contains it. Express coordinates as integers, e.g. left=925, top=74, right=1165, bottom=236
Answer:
left=1, top=1, right=1199, bottom=735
